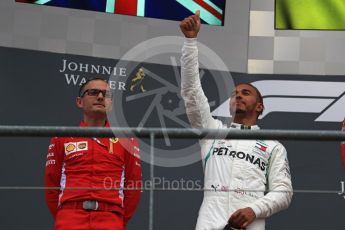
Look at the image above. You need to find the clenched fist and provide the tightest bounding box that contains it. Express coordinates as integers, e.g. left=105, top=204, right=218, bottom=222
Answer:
left=180, top=11, right=201, bottom=38
left=228, top=207, right=256, bottom=229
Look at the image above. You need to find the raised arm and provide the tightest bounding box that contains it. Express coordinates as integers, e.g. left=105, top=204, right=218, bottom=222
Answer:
left=180, top=12, right=221, bottom=129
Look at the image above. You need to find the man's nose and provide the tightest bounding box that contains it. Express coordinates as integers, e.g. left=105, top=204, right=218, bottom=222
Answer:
left=97, top=92, right=105, bottom=99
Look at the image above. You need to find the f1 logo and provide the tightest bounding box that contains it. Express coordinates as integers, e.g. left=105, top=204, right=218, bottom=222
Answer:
left=211, top=80, right=345, bottom=122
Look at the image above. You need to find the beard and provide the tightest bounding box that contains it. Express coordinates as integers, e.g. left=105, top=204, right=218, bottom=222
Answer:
left=230, top=107, right=246, bottom=116
left=235, top=108, right=246, bottom=114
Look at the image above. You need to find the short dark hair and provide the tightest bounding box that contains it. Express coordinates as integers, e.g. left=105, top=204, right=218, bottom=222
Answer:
left=78, top=77, right=107, bottom=97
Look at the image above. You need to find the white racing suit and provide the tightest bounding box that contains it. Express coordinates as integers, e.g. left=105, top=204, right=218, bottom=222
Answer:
left=180, top=38, right=293, bottom=230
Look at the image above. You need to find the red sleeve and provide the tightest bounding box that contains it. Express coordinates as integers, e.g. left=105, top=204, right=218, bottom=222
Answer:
left=123, top=138, right=142, bottom=227
left=44, top=137, right=64, bottom=218
left=341, top=118, right=345, bottom=170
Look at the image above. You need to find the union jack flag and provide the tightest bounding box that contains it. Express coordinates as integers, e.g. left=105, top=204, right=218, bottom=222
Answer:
left=16, top=0, right=226, bottom=26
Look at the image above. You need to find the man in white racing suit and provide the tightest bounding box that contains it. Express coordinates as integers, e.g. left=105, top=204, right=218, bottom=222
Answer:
left=179, top=11, right=293, bottom=230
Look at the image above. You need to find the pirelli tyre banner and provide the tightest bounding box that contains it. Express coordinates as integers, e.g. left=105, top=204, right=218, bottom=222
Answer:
left=1, top=45, right=345, bottom=229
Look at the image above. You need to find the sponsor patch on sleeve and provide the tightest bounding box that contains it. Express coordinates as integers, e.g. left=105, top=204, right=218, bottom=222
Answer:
left=64, top=142, right=77, bottom=155
left=45, top=159, right=56, bottom=166
left=77, top=141, right=88, bottom=151
left=48, top=144, right=55, bottom=150
left=64, top=141, right=88, bottom=156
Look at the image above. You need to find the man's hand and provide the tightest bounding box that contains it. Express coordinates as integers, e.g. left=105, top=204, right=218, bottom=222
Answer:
left=179, top=11, right=201, bottom=38
left=228, top=207, right=256, bottom=229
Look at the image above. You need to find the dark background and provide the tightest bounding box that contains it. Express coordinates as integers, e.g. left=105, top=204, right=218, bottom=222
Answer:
left=0, top=46, right=344, bottom=229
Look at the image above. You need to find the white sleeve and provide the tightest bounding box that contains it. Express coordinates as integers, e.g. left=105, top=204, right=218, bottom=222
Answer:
left=248, top=143, right=293, bottom=218
left=180, top=38, right=221, bottom=129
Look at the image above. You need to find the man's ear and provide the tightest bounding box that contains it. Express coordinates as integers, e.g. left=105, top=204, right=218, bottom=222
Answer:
left=76, top=97, right=83, bottom=109
left=256, top=103, right=264, bottom=115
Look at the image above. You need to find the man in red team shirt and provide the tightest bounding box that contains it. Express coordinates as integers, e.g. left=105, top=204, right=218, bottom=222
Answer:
left=45, top=78, right=142, bottom=230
